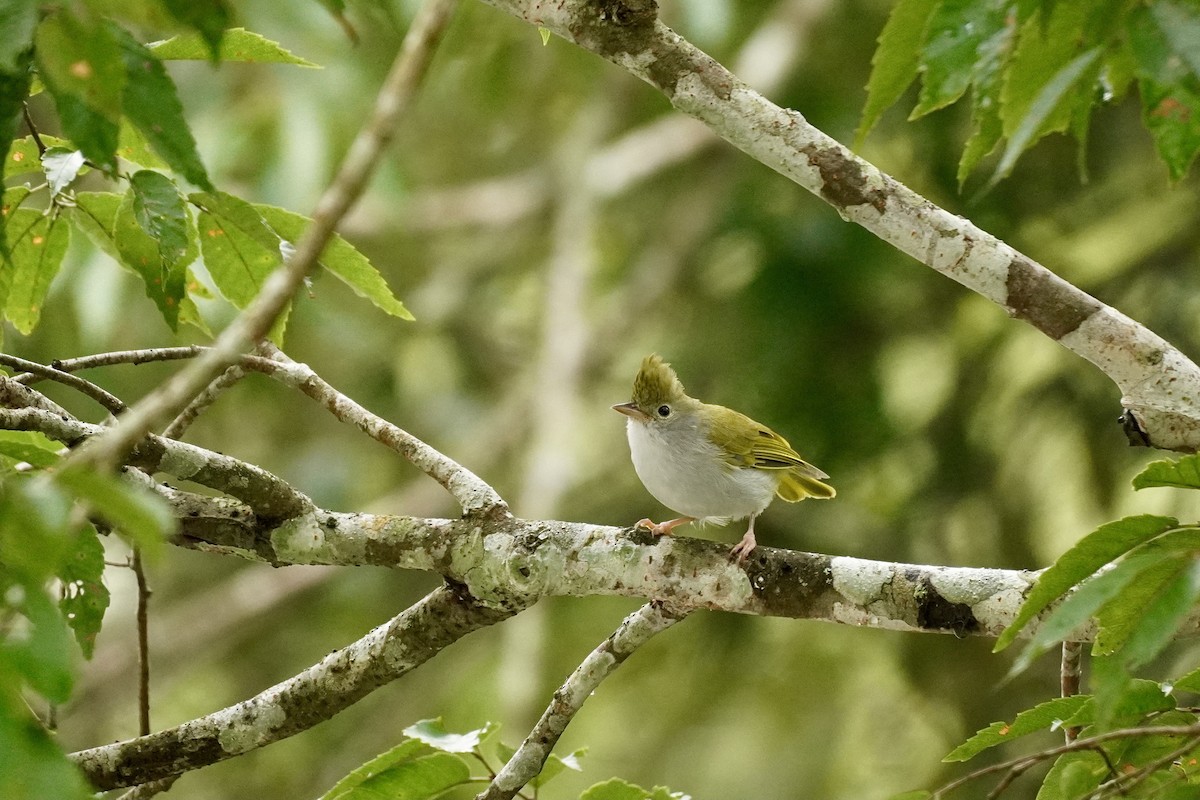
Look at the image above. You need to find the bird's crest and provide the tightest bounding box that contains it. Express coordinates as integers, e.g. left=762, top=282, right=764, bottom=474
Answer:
left=631, top=354, right=686, bottom=409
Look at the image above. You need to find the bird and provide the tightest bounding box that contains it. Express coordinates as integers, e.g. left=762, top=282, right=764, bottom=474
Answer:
left=612, top=354, right=834, bottom=560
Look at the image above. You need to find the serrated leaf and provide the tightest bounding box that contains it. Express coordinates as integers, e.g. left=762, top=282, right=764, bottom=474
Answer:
left=1058, top=678, right=1177, bottom=730
left=150, top=27, right=320, bottom=67
left=0, top=430, right=63, bottom=468
left=40, top=147, right=85, bottom=197
left=1135, top=454, right=1200, bottom=491
left=192, top=190, right=284, bottom=306
left=1171, top=664, right=1200, bottom=694
left=34, top=10, right=124, bottom=167
left=989, top=46, right=1101, bottom=187
left=944, top=695, right=1089, bottom=762
left=856, top=0, right=938, bottom=145
left=318, top=738, right=471, bottom=800
left=160, top=0, right=231, bottom=61
left=70, top=191, right=122, bottom=261
left=1130, top=5, right=1200, bottom=180
left=531, top=747, right=587, bottom=788
left=4, top=208, right=70, bottom=334
left=130, top=170, right=191, bottom=272
left=912, top=0, right=1010, bottom=117
left=57, top=524, right=108, bottom=659
left=112, top=25, right=212, bottom=190
left=997, top=515, right=1178, bottom=650
left=255, top=204, right=413, bottom=320
left=114, top=186, right=188, bottom=329
left=581, top=778, right=686, bottom=800
left=1036, top=751, right=1107, bottom=800
left=1150, top=1, right=1200, bottom=82
left=1093, top=555, right=1189, bottom=655
left=956, top=17, right=1016, bottom=184
left=1116, top=558, right=1200, bottom=669
left=402, top=718, right=488, bottom=754
left=116, top=122, right=169, bottom=169
left=54, top=467, right=172, bottom=557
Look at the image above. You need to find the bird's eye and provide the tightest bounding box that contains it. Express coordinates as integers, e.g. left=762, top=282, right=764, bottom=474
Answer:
left=656, top=405, right=671, bottom=418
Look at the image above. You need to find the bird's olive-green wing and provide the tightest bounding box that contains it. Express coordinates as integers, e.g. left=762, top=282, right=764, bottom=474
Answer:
left=704, top=403, right=829, bottom=480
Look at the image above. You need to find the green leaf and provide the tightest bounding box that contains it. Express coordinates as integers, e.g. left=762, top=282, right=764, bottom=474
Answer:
left=1115, top=558, right=1200, bottom=669
left=0, top=704, right=92, bottom=800
left=4, top=209, right=70, bottom=334
left=0, top=475, right=73, bottom=582
left=539, top=26, right=552, bottom=46
left=114, top=185, right=188, bottom=329
left=1170, top=664, right=1200, bottom=694
left=160, top=0, right=231, bottom=61
left=4, top=588, right=75, bottom=702
left=856, top=0, right=938, bottom=145
left=255, top=204, right=413, bottom=320
left=1011, top=533, right=1200, bottom=675
left=317, top=738, right=471, bottom=800
left=0, top=0, right=38, bottom=73
left=34, top=10, right=124, bottom=166
left=54, top=467, right=172, bottom=556
left=0, top=431, right=63, bottom=468
left=943, top=695, right=1089, bottom=762
left=1093, top=555, right=1190, bottom=655
left=150, top=28, right=320, bottom=67
left=956, top=18, right=1017, bottom=183
left=130, top=170, right=191, bottom=274
left=1057, top=677, right=1176, bottom=731
left=112, top=25, right=212, bottom=190
left=57, top=524, right=108, bottom=659
left=1036, top=750, right=1106, bottom=800
left=192, top=190, right=286, bottom=307
left=1134, top=454, right=1200, bottom=491
left=531, top=747, right=586, bottom=788
left=115, top=122, right=169, bottom=170
left=3, top=135, right=71, bottom=179
left=1130, top=5, right=1200, bottom=180
left=996, top=514, right=1178, bottom=650
left=888, top=793, right=933, bottom=800
left=40, top=147, right=85, bottom=197
left=70, top=191, right=123, bottom=261
left=402, top=718, right=488, bottom=753
left=580, top=778, right=687, bottom=800
left=912, top=0, right=1011, bottom=117
left=989, top=46, right=1102, bottom=187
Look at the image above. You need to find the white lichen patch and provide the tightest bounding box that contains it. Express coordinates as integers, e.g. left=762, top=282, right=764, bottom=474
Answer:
left=270, top=514, right=327, bottom=563
left=927, top=567, right=1026, bottom=606
left=217, top=703, right=287, bottom=753
left=830, top=556, right=894, bottom=606
left=831, top=601, right=915, bottom=632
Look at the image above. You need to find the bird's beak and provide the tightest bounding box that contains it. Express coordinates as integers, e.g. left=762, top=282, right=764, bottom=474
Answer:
left=612, top=402, right=650, bottom=422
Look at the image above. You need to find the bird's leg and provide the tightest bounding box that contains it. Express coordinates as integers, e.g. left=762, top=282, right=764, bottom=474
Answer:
left=729, top=514, right=758, bottom=562
left=635, top=517, right=695, bottom=537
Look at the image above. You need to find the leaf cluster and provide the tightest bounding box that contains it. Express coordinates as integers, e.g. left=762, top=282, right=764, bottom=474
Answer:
left=2, top=5, right=409, bottom=342
left=858, top=0, right=1200, bottom=185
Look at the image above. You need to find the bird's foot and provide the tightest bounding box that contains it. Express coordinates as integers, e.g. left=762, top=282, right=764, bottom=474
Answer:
left=729, top=530, right=757, bottom=562
left=635, top=517, right=694, bottom=537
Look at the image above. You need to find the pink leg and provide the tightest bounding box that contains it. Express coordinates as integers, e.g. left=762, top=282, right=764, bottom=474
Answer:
left=729, top=514, right=758, bottom=562
left=636, top=517, right=694, bottom=537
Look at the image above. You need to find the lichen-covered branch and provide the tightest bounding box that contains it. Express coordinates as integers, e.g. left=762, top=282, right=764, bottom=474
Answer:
left=474, top=0, right=1200, bottom=452
left=478, top=601, right=690, bottom=800
left=69, top=585, right=519, bottom=790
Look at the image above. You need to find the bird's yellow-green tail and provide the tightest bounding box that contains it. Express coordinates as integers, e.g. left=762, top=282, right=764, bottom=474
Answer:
left=776, top=470, right=836, bottom=502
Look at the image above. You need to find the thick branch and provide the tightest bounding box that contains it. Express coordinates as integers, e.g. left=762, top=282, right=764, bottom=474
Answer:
left=159, top=486, right=1039, bottom=637
left=476, top=0, right=1200, bottom=452
left=478, top=601, right=690, bottom=800
left=70, top=585, right=519, bottom=790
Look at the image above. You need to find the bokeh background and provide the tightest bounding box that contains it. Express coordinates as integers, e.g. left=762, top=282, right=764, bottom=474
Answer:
left=13, top=0, right=1200, bottom=797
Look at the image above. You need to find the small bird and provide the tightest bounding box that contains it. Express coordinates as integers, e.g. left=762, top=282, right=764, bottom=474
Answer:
left=613, top=354, right=834, bottom=560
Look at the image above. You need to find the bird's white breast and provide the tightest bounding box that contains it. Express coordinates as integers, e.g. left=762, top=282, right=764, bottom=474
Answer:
left=625, top=417, right=778, bottom=524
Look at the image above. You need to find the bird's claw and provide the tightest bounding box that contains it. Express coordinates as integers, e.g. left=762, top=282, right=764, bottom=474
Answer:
left=636, top=518, right=675, bottom=537
left=729, top=531, right=757, bottom=563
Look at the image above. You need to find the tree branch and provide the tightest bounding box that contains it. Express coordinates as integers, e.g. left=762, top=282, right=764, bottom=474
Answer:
left=475, top=0, right=1200, bottom=453
left=0, top=353, right=125, bottom=415
left=69, top=584, right=520, bottom=790
left=478, top=601, right=690, bottom=799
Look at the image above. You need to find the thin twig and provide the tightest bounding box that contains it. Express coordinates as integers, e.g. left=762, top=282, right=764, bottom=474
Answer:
left=477, top=602, right=691, bottom=800
left=64, top=0, right=461, bottom=473
left=113, top=776, right=178, bottom=799
left=132, top=549, right=151, bottom=736
left=21, top=102, right=46, bottom=155
left=248, top=344, right=506, bottom=517
left=161, top=364, right=246, bottom=440
left=932, top=723, right=1200, bottom=798
left=0, top=353, right=125, bottom=414
left=13, top=347, right=208, bottom=383
left=1092, top=733, right=1200, bottom=798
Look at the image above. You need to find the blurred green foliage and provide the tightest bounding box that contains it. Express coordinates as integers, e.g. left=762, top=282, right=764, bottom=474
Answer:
left=3, top=0, right=1200, bottom=798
